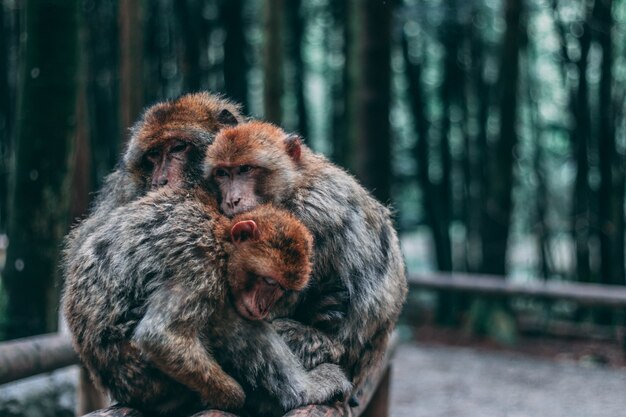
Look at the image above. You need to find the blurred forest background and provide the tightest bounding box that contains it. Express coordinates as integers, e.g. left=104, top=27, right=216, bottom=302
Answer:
left=0, top=0, right=625, bottom=347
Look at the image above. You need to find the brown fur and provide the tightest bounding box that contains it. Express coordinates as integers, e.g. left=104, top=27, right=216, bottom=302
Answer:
left=63, top=188, right=350, bottom=417
left=205, top=122, right=408, bottom=390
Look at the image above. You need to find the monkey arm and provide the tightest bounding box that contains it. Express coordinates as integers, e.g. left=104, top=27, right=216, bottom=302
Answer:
left=211, top=315, right=351, bottom=415
left=271, top=318, right=344, bottom=370
left=132, top=285, right=245, bottom=411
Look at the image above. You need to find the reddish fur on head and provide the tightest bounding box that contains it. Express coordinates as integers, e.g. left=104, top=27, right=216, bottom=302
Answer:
left=125, top=92, right=242, bottom=192
left=204, top=122, right=303, bottom=217
left=226, top=205, right=313, bottom=321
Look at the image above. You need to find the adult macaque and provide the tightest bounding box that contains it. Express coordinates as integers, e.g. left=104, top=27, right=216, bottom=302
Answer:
left=63, top=188, right=351, bottom=417
left=65, top=92, right=242, bottom=270
left=204, top=122, right=408, bottom=389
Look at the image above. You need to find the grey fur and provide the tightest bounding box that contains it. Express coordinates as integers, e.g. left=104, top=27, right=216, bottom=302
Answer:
left=62, top=189, right=351, bottom=417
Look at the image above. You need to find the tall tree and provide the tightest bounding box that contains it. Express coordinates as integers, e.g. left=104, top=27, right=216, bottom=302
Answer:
left=3, top=0, right=79, bottom=339
left=119, top=0, right=143, bottom=134
left=285, top=0, right=308, bottom=139
left=572, top=1, right=593, bottom=284
left=222, top=0, right=249, bottom=112
left=329, top=0, right=349, bottom=167
left=0, top=1, right=10, bottom=234
left=174, top=0, right=202, bottom=92
left=348, top=0, right=392, bottom=203
left=0, top=1, right=19, bottom=233
left=84, top=0, right=120, bottom=188
left=480, top=0, right=524, bottom=275
left=595, top=0, right=622, bottom=287
left=263, top=0, right=284, bottom=124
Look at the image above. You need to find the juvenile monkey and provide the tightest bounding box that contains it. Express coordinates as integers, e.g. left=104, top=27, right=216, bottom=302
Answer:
left=62, top=188, right=351, bottom=417
left=204, top=122, right=408, bottom=389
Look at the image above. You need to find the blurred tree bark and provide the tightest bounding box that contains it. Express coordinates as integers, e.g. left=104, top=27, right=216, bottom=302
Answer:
left=480, top=0, right=524, bottom=276
left=348, top=0, right=392, bottom=203
left=3, top=0, right=79, bottom=339
left=222, top=0, right=249, bottom=112
left=329, top=1, right=349, bottom=167
left=84, top=0, right=120, bottom=189
left=572, top=1, right=593, bottom=284
left=0, top=1, right=9, bottom=234
left=285, top=0, right=308, bottom=139
left=594, top=0, right=623, bottom=323
left=174, top=0, right=202, bottom=93
left=119, top=0, right=143, bottom=135
left=263, top=0, right=284, bottom=125
left=0, top=2, right=19, bottom=234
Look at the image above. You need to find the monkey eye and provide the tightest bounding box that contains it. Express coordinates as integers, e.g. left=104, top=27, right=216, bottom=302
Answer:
left=239, top=165, right=253, bottom=174
left=214, top=168, right=229, bottom=178
left=263, top=277, right=278, bottom=286
left=146, top=149, right=160, bottom=160
left=171, top=142, right=188, bottom=153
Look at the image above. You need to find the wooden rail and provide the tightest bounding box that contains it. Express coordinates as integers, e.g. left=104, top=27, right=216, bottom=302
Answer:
left=0, top=333, right=78, bottom=385
left=408, top=272, right=626, bottom=307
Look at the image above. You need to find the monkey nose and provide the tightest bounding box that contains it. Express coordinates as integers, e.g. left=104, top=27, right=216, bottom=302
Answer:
left=158, top=178, right=168, bottom=186
left=232, top=198, right=241, bottom=206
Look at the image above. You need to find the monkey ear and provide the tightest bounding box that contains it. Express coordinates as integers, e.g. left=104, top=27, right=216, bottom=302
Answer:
left=217, top=109, right=239, bottom=126
left=231, top=220, right=260, bottom=244
left=284, top=134, right=302, bottom=162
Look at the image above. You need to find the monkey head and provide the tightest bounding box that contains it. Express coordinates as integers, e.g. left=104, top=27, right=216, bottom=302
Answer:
left=124, top=92, right=242, bottom=193
left=204, top=122, right=303, bottom=217
left=225, top=205, right=313, bottom=320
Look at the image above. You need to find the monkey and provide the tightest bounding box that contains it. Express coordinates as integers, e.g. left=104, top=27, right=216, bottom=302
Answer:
left=62, top=187, right=352, bottom=417
left=64, top=92, right=243, bottom=285
left=96, top=91, right=242, bottom=211
left=204, top=121, right=408, bottom=391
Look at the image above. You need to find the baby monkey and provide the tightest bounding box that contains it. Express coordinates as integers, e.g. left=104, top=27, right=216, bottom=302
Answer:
left=62, top=188, right=351, bottom=417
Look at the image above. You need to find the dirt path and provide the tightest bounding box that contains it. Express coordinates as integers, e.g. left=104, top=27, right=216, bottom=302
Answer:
left=390, top=343, right=626, bottom=417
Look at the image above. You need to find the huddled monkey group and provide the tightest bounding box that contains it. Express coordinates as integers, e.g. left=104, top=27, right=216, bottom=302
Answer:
left=62, top=92, right=408, bottom=417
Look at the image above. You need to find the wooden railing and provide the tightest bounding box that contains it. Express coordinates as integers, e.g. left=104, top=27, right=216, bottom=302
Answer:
left=408, top=272, right=626, bottom=307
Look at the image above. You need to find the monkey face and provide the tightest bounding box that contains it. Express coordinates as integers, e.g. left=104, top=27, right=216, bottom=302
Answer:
left=125, top=92, right=241, bottom=194
left=226, top=208, right=313, bottom=320
left=212, top=165, right=262, bottom=216
left=205, top=122, right=303, bottom=217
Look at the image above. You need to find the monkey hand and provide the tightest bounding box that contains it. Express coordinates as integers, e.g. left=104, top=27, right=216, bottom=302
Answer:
left=199, top=377, right=246, bottom=411
left=300, top=363, right=352, bottom=406
left=273, top=319, right=344, bottom=370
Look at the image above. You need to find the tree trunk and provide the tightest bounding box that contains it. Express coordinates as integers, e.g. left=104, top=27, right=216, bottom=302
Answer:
left=263, top=0, right=284, bottom=125
left=286, top=0, right=308, bottom=139
left=571, top=2, right=593, bottom=283
left=349, top=0, right=392, bottom=203
left=222, top=0, right=248, bottom=112
left=3, top=0, right=79, bottom=339
left=329, top=0, right=349, bottom=167
left=0, top=1, right=9, bottom=234
left=480, top=0, right=524, bottom=276
left=119, top=0, right=143, bottom=136
left=174, top=0, right=202, bottom=93
left=594, top=0, right=620, bottom=323
left=84, top=0, right=120, bottom=188
left=0, top=2, right=19, bottom=234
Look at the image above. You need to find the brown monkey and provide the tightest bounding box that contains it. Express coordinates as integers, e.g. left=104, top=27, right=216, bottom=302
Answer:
left=62, top=187, right=351, bottom=417
left=65, top=92, right=243, bottom=274
left=204, top=122, right=408, bottom=389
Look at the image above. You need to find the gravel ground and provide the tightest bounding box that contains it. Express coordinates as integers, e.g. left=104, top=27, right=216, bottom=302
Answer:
left=389, top=343, right=626, bottom=417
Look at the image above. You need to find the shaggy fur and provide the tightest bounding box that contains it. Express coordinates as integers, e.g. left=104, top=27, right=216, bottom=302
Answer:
left=62, top=188, right=350, bottom=417
left=205, top=122, right=409, bottom=388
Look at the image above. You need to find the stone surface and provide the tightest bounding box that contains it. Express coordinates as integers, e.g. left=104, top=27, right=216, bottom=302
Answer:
left=390, top=343, right=626, bottom=417
left=0, top=366, right=78, bottom=417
